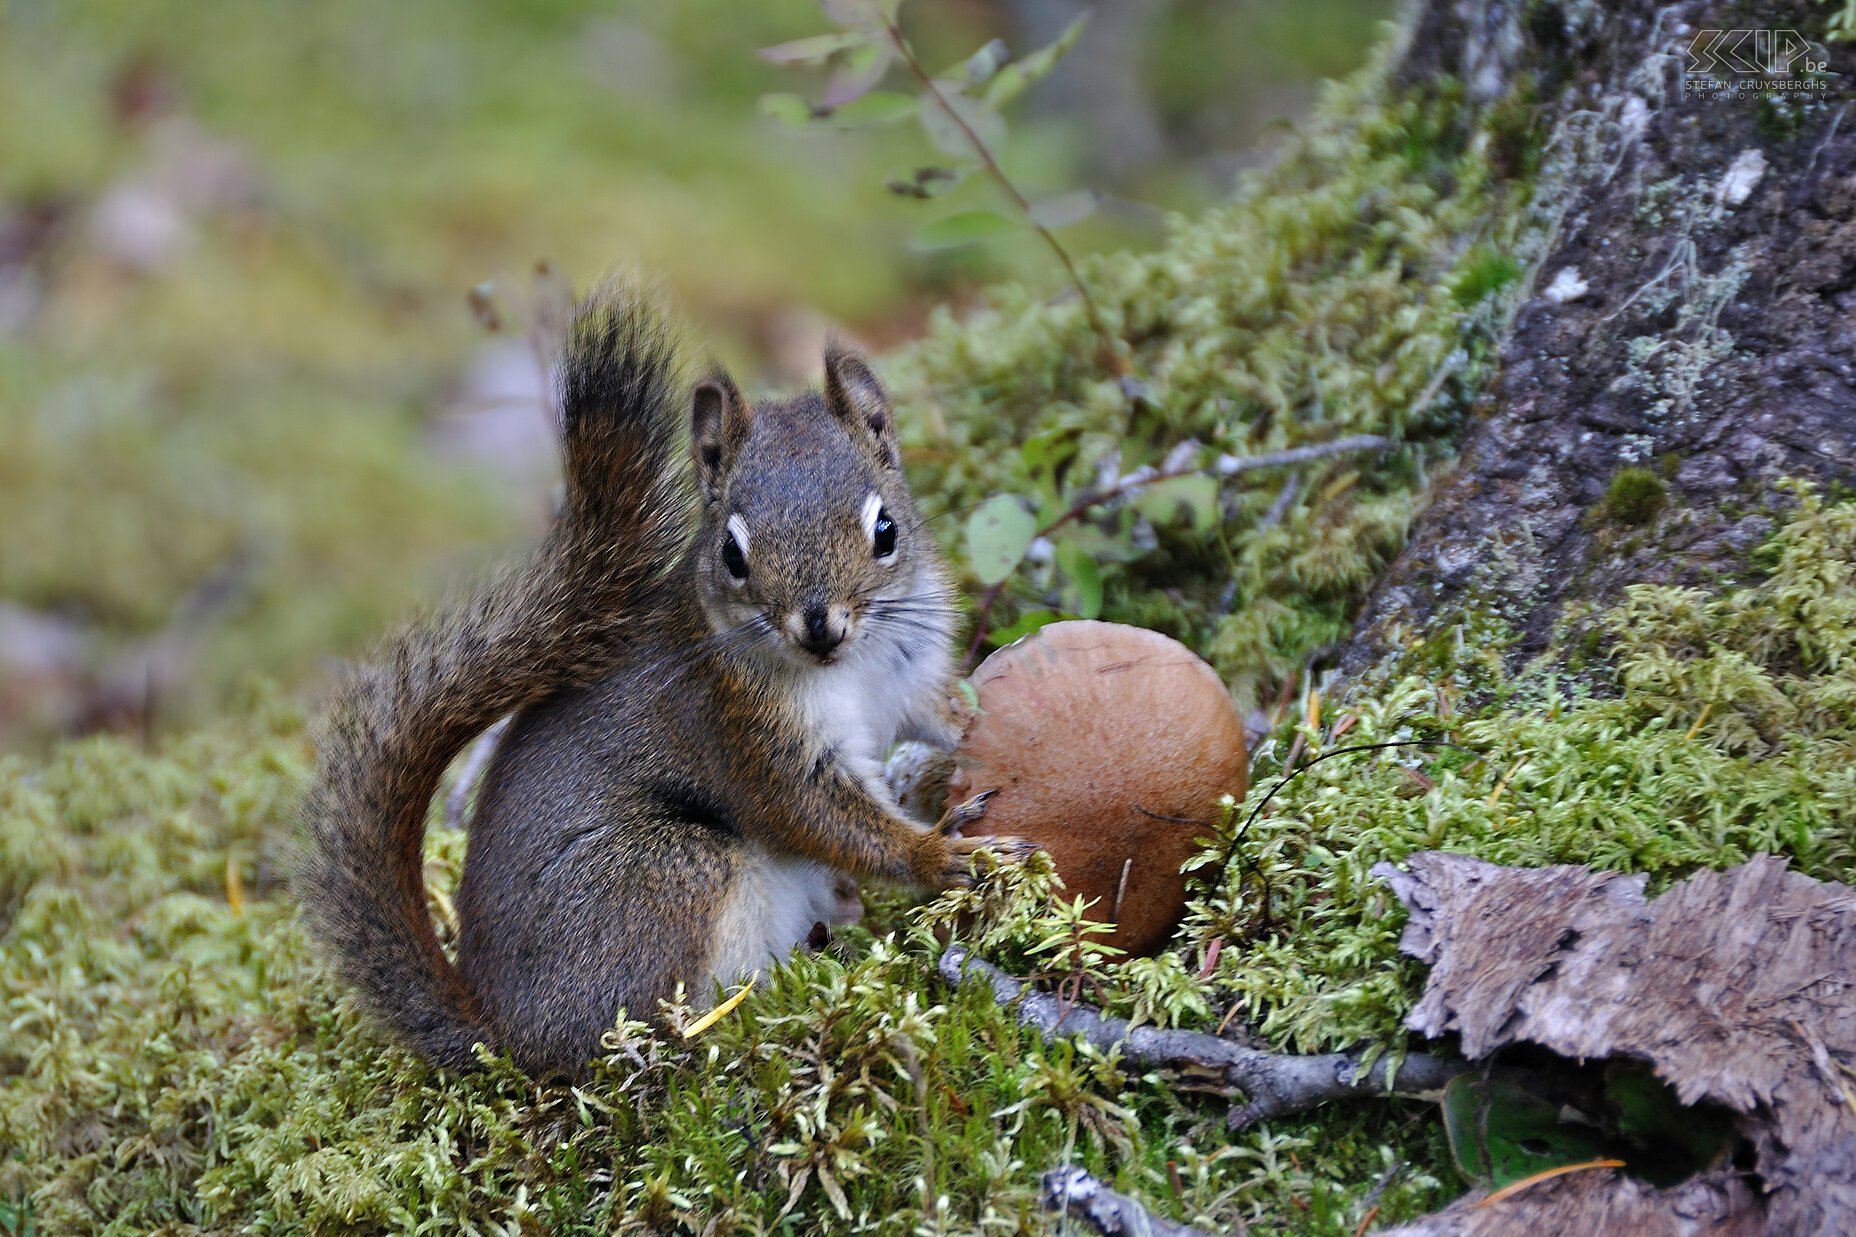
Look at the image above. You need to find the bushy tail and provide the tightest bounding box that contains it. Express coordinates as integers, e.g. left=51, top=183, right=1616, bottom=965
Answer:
left=296, top=289, right=689, bottom=1069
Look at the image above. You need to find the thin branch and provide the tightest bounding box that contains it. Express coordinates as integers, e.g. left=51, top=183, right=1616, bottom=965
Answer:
left=939, top=946, right=1467, bottom=1129
left=1057, top=435, right=1389, bottom=541
left=878, top=16, right=1122, bottom=373
left=443, top=715, right=511, bottom=830
left=1404, top=348, right=1465, bottom=426
left=1211, top=433, right=1392, bottom=479
left=1041, top=1166, right=1225, bottom=1237
left=959, top=434, right=1391, bottom=668
left=961, top=579, right=1010, bottom=672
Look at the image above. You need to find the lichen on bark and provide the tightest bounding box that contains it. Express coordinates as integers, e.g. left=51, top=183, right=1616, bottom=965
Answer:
left=1343, top=0, right=1856, bottom=687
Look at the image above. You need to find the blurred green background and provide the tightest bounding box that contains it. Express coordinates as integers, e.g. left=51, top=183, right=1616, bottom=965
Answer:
left=0, top=0, right=1391, bottom=747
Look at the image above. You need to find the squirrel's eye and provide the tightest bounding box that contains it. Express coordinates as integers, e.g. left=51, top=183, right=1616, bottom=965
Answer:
left=872, top=508, right=898, bottom=558
left=721, top=533, right=749, bottom=581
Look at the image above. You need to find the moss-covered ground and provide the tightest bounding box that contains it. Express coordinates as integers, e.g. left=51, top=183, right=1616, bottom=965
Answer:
left=890, top=67, right=1534, bottom=711
left=8, top=491, right=1855, bottom=1234
left=9, top=7, right=1854, bottom=1235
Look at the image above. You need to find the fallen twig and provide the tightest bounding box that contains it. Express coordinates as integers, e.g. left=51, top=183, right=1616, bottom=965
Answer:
left=939, top=946, right=1467, bottom=1128
left=1210, top=433, right=1390, bottom=478
left=442, top=715, right=511, bottom=830
left=1041, top=1166, right=1226, bottom=1236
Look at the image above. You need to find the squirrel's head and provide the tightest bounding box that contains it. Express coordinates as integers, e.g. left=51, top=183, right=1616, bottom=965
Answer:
left=690, top=344, right=946, bottom=669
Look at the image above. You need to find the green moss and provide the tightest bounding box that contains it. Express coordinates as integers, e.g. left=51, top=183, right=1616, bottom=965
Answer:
left=1482, top=73, right=1545, bottom=181
left=0, top=711, right=1453, bottom=1234
left=8, top=492, right=1855, bottom=1233
left=1595, top=466, right=1669, bottom=527
left=1447, top=245, right=1524, bottom=307
left=1185, top=486, right=1856, bottom=1055
left=891, top=59, right=1548, bottom=712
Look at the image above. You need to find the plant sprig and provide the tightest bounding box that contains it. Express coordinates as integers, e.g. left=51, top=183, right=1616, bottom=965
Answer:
left=759, top=0, right=1120, bottom=369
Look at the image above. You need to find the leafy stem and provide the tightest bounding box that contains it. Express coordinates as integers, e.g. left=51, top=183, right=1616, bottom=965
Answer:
left=875, top=15, right=1123, bottom=374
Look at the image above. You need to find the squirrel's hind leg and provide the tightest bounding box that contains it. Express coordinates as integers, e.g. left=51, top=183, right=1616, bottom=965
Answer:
left=462, top=817, right=736, bottom=1073
left=701, top=847, right=841, bottom=993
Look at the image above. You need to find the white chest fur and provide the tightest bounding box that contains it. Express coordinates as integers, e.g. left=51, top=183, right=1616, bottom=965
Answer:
left=702, top=616, right=951, bottom=996
left=796, top=652, right=917, bottom=787
left=703, top=846, right=843, bottom=998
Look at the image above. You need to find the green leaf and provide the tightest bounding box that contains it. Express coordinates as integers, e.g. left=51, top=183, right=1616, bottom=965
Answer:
left=758, top=93, right=817, bottom=127
left=818, top=0, right=891, bottom=32
left=824, top=91, right=917, bottom=127
left=1603, top=1061, right=1735, bottom=1186
left=885, top=164, right=972, bottom=198
left=1054, top=542, right=1102, bottom=619
left=985, top=12, right=1088, bottom=108
left=1056, top=523, right=1141, bottom=564
left=955, top=38, right=1009, bottom=87
left=965, top=494, right=1037, bottom=585
left=758, top=32, right=871, bottom=65
left=1028, top=189, right=1098, bottom=230
left=1442, top=1076, right=1610, bottom=1190
left=824, top=42, right=894, bottom=106
left=1135, top=474, right=1220, bottom=530
left=985, top=609, right=1062, bottom=648
left=918, top=90, right=1006, bottom=158
left=910, top=211, right=1019, bottom=252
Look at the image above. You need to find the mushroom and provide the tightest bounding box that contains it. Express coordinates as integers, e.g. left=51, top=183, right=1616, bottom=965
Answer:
left=948, top=620, right=1248, bottom=956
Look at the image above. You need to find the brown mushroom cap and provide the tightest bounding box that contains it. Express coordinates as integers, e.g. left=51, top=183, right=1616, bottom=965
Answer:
left=948, top=620, right=1248, bottom=955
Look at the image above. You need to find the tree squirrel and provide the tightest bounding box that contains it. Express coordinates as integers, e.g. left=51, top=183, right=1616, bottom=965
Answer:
left=298, top=288, right=1021, bottom=1075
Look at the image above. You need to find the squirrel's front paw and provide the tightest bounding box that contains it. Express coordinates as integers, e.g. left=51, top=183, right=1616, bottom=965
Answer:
left=910, top=831, right=964, bottom=889
left=913, top=797, right=1036, bottom=889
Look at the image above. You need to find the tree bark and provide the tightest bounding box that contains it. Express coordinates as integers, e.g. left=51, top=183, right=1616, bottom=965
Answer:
left=1373, top=853, right=1856, bottom=1236
left=1344, top=0, right=1856, bottom=678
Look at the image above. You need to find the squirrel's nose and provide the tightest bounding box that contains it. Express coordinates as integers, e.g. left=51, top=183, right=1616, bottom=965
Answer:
left=797, top=604, right=844, bottom=656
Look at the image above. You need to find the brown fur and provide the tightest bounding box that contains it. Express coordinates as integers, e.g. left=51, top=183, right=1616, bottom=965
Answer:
left=297, top=288, right=1013, bottom=1075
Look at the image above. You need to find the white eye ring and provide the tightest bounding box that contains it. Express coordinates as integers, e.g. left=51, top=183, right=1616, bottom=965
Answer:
left=860, top=492, right=883, bottom=540
left=721, top=514, right=751, bottom=585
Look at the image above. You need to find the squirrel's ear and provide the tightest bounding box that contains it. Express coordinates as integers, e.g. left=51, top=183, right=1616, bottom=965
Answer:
left=691, top=370, right=751, bottom=499
left=823, top=342, right=899, bottom=468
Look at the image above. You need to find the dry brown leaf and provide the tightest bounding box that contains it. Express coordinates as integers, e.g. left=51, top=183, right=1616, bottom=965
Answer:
left=1373, top=853, right=1856, bottom=1236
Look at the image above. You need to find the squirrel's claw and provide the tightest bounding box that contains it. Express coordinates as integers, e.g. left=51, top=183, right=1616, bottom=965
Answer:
left=982, top=836, right=1039, bottom=865
left=935, top=789, right=995, bottom=837
left=916, top=793, right=1031, bottom=888
left=932, top=832, right=1036, bottom=888
left=959, top=834, right=1039, bottom=869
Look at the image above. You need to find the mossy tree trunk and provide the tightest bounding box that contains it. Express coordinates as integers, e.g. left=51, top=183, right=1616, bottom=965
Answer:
left=1344, top=0, right=1856, bottom=679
